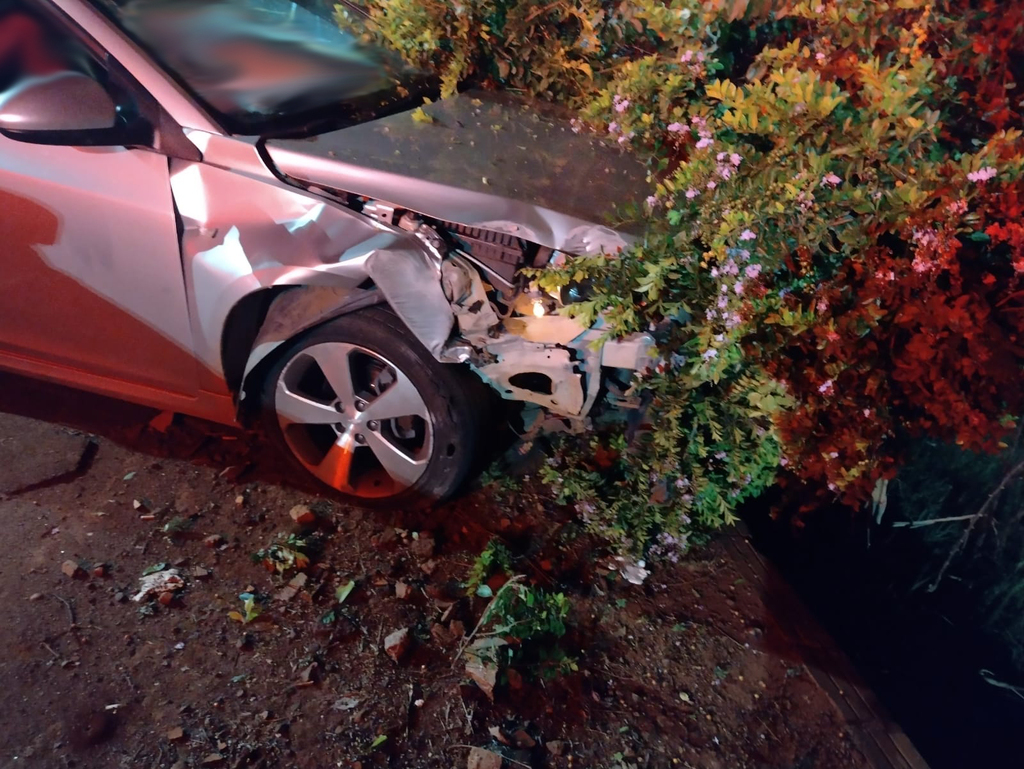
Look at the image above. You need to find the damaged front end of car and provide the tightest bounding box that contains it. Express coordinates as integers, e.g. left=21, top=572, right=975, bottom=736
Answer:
left=346, top=198, right=656, bottom=434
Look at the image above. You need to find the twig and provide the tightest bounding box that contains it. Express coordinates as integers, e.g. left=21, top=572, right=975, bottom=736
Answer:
left=52, top=594, right=76, bottom=627
left=41, top=642, right=61, bottom=660
left=928, top=458, right=1024, bottom=592
left=892, top=514, right=978, bottom=529
left=454, top=575, right=526, bottom=661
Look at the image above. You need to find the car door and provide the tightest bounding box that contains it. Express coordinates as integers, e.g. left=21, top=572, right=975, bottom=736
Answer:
left=0, top=3, right=199, bottom=396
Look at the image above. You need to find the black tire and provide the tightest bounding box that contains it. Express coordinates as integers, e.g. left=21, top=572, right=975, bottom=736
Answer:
left=259, top=306, right=482, bottom=508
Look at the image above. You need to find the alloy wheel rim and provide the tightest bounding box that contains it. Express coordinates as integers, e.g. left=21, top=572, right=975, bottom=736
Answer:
left=275, top=342, right=432, bottom=497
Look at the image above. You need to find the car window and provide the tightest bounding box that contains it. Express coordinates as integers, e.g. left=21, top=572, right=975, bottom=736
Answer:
left=89, top=0, right=435, bottom=137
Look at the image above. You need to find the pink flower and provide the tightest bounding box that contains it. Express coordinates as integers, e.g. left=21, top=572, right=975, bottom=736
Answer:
left=745, top=264, right=762, bottom=279
left=967, top=167, right=997, bottom=183
left=710, top=267, right=719, bottom=277
left=608, top=121, right=618, bottom=133
left=734, top=281, right=745, bottom=295
left=696, top=137, right=714, bottom=150
left=702, top=348, right=718, bottom=361
left=707, top=180, right=717, bottom=189
left=615, top=99, right=630, bottom=113
left=739, top=229, right=756, bottom=241
left=646, top=195, right=659, bottom=208
left=815, top=52, right=825, bottom=62
left=818, top=379, right=834, bottom=395
left=685, top=188, right=699, bottom=199
left=821, top=173, right=842, bottom=187
left=730, top=153, right=742, bottom=166
left=681, top=50, right=694, bottom=63
left=667, top=122, right=685, bottom=132
left=617, top=135, right=629, bottom=145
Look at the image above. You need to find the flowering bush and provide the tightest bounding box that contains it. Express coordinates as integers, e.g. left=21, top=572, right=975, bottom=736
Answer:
left=346, top=0, right=1024, bottom=554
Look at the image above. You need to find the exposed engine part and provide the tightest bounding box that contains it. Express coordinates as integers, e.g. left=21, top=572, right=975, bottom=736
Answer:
left=363, top=200, right=397, bottom=225
left=398, top=211, right=447, bottom=265
left=602, top=333, right=656, bottom=371
left=442, top=221, right=531, bottom=283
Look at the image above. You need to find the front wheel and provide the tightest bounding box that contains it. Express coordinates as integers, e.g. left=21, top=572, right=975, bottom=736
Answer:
left=259, top=307, right=482, bottom=508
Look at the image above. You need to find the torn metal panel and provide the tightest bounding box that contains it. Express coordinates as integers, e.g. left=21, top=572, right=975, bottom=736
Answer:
left=441, top=255, right=501, bottom=347
left=169, top=139, right=456, bottom=382
left=474, top=339, right=585, bottom=416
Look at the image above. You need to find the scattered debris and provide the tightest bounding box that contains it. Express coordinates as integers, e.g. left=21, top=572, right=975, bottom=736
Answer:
left=132, top=568, right=183, bottom=602
left=201, top=753, right=225, bottom=766
left=547, top=741, right=566, bottom=756
left=189, top=566, right=211, bottom=579
left=289, top=504, right=316, bottom=525
left=395, top=581, right=413, bottom=600
left=91, top=564, right=106, bottom=578
left=132, top=499, right=148, bottom=512
left=410, top=532, right=436, bottom=559
left=511, top=729, right=536, bottom=748
left=61, top=560, right=85, bottom=579
left=464, top=638, right=505, bottom=701
left=332, top=696, right=361, bottom=711
left=384, top=627, right=412, bottom=663
left=335, top=580, right=356, bottom=604
left=204, top=534, right=224, bottom=548
left=466, top=746, right=503, bottom=769
left=166, top=726, right=185, bottom=741
left=275, top=572, right=308, bottom=601
left=229, top=592, right=262, bottom=624
left=28, top=592, right=43, bottom=601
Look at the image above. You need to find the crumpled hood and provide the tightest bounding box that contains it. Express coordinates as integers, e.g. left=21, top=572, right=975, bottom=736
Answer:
left=262, top=91, right=651, bottom=253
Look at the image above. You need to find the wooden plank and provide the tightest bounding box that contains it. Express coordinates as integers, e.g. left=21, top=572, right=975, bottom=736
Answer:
left=724, top=525, right=931, bottom=769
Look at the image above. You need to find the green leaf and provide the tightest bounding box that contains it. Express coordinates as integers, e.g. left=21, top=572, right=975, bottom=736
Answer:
left=142, top=562, right=168, bottom=575
left=335, top=580, right=356, bottom=604
left=370, top=734, right=388, bottom=749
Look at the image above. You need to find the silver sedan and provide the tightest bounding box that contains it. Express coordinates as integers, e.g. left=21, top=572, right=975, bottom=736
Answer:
left=0, top=0, right=653, bottom=506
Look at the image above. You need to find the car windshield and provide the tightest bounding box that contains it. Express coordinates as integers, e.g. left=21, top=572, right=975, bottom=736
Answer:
left=90, top=0, right=433, bottom=135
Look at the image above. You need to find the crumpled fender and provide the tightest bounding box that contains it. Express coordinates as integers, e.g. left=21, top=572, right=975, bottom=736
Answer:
left=239, top=245, right=455, bottom=394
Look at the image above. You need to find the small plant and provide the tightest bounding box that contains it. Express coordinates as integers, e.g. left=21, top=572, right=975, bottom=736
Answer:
left=228, top=592, right=262, bottom=624
left=465, top=539, right=513, bottom=597
left=320, top=579, right=357, bottom=625
left=253, top=534, right=315, bottom=574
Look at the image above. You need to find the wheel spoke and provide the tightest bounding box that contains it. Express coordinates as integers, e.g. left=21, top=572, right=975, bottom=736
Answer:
left=362, top=370, right=429, bottom=421
left=313, top=434, right=356, bottom=491
left=307, top=345, right=357, bottom=409
left=364, top=430, right=427, bottom=488
left=276, top=381, right=340, bottom=426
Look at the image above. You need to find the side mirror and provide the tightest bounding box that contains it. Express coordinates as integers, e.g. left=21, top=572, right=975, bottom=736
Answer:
left=0, top=71, right=151, bottom=147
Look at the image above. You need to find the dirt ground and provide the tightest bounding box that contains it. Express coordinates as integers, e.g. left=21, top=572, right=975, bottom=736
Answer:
left=0, top=371, right=870, bottom=769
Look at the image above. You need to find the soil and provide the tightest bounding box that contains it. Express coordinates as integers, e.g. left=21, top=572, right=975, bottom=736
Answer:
left=0, top=370, right=869, bottom=769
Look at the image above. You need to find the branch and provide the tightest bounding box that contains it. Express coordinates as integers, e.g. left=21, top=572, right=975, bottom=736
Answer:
left=927, top=458, right=1024, bottom=592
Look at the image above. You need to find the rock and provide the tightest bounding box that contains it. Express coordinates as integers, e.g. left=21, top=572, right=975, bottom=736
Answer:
left=148, top=411, right=174, bottom=433
left=62, top=560, right=84, bottom=579
left=234, top=495, right=246, bottom=509
left=465, top=661, right=497, bottom=700
left=410, top=532, right=436, bottom=559
left=166, top=726, right=185, bottom=741
left=157, top=591, right=175, bottom=606
left=383, top=627, right=412, bottom=663
left=289, top=504, right=316, bottom=525
left=201, top=753, right=224, bottom=766
left=28, top=592, right=43, bottom=601
left=395, top=581, right=413, bottom=600
left=203, top=534, right=223, bottom=548
left=467, top=747, right=503, bottom=769
left=547, top=741, right=566, bottom=756
left=420, top=559, right=438, bottom=576
left=132, top=499, right=148, bottom=512
left=91, top=564, right=106, bottom=578
left=189, top=567, right=211, bottom=579
left=275, top=572, right=308, bottom=602
left=511, top=729, right=536, bottom=748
